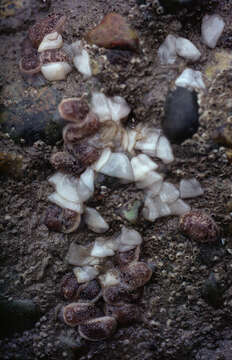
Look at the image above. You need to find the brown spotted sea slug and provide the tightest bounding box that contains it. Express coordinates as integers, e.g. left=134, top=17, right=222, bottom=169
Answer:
left=60, top=226, right=152, bottom=340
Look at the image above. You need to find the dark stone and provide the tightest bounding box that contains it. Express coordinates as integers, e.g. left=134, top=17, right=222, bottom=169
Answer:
left=201, top=273, right=224, bottom=308
left=106, top=49, right=133, bottom=66
left=0, top=297, right=41, bottom=338
left=0, top=88, right=64, bottom=146
left=159, top=0, right=196, bottom=12
left=162, top=87, right=199, bottom=144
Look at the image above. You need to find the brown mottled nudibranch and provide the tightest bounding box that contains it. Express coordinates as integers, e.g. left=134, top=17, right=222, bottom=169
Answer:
left=179, top=210, right=220, bottom=243
left=60, top=227, right=152, bottom=340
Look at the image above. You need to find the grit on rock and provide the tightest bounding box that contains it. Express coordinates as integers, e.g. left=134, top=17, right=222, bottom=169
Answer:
left=1, top=0, right=232, bottom=359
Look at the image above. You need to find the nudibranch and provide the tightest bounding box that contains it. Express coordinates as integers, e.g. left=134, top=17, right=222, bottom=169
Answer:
left=60, top=227, right=152, bottom=340
left=20, top=14, right=93, bottom=82
left=46, top=90, right=204, bottom=234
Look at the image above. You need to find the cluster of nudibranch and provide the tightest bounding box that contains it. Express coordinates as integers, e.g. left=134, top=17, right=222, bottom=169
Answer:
left=20, top=14, right=92, bottom=81
left=45, top=90, right=204, bottom=234
left=30, top=9, right=212, bottom=341
left=60, top=226, right=152, bottom=340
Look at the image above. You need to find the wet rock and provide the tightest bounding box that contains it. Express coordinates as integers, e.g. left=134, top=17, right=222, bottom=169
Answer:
left=86, top=13, right=139, bottom=52
left=212, top=123, right=232, bottom=148
left=0, top=87, right=64, bottom=145
left=0, top=297, right=41, bottom=337
left=106, top=49, right=133, bottom=66
left=159, top=0, right=195, bottom=13
left=0, top=0, right=32, bottom=33
left=162, top=87, right=199, bottom=144
left=198, top=245, right=226, bottom=267
left=179, top=210, right=220, bottom=243
left=0, top=152, right=23, bottom=177
left=201, top=273, right=224, bottom=308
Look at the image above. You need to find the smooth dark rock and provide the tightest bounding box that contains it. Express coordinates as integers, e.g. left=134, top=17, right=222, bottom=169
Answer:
left=201, top=273, right=224, bottom=308
left=0, top=297, right=41, bottom=337
left=159, top=0, right=196, bottom=12
left=162, top=87, right=199, bottom=144
left=0, top=88, right=64, bottom=146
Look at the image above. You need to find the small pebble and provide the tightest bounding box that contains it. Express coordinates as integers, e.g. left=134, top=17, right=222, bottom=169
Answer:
left=86, top=13, right=139, bottom=52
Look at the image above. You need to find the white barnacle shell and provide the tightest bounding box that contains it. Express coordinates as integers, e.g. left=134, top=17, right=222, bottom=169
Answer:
left=38, top=31, right=63, bottom=52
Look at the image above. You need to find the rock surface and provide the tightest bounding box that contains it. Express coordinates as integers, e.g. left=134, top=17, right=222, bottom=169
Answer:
left=1, top=0, right=232, bottom=359
left=86, top=13, right=139, bottom=51
left=162, top=87, right=199, bottom=144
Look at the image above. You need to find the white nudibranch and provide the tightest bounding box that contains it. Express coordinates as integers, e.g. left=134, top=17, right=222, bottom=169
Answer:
left=158, top=34, right=201, bottom=64
left=71, top=40, right=92, bottom=78
left=38, top=31, right=63, bottom=52
left=47, top=90, right=204, bottom=233
left=41, top=62, right=72, bottom=81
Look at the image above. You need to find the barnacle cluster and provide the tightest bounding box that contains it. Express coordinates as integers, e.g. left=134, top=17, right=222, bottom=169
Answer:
left=60, top=227, right=152, bottom=340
